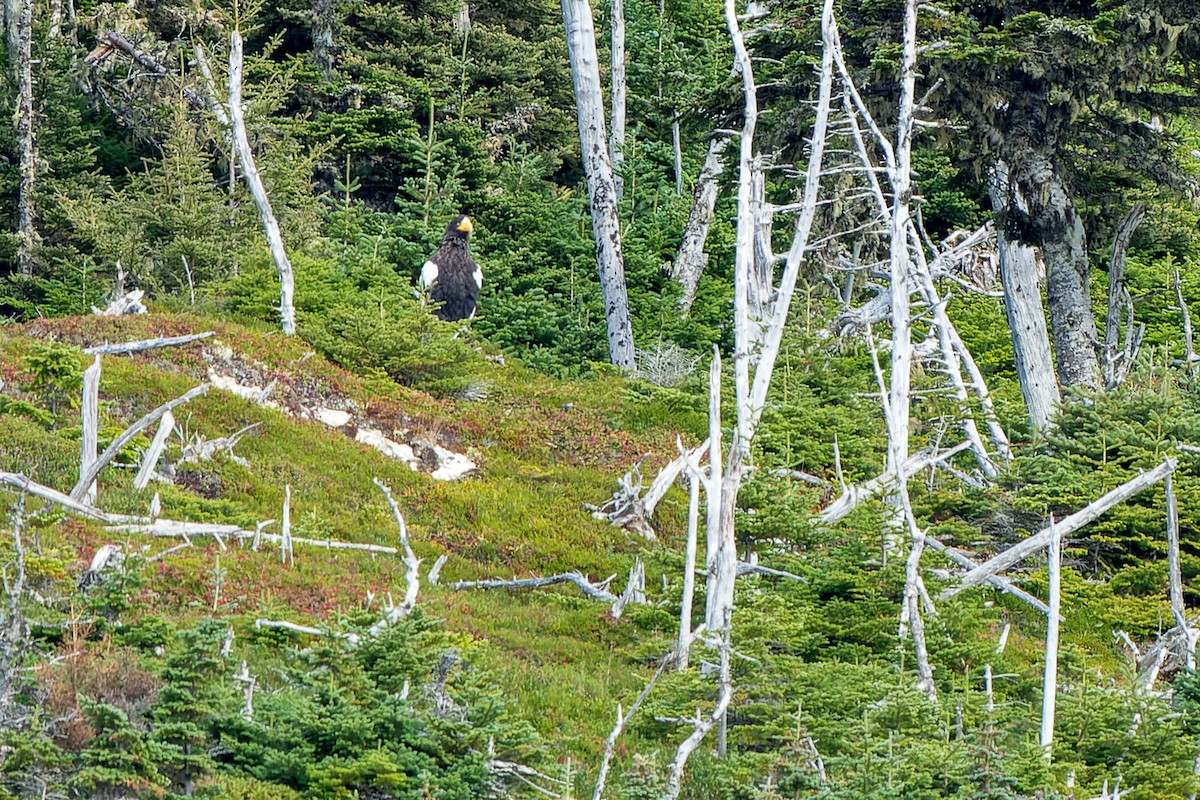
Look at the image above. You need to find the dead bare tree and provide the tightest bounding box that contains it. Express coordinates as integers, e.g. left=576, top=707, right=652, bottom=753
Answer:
left=227, top=31, right=297, bottom=336
left=991, top=164, right=1060, bottom=433
left=672, top=136, right=729, bottom=313
left=1102, top=204, right=1146, bottom=390
left=13, top=0, right=35, bottom=276
left=609, top=0, right=626, bottom=199
left=561, top=0, right=636, bottom=369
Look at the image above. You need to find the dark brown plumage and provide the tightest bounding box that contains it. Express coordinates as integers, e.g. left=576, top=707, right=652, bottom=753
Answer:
left=419, top=215, right=481, bottom=322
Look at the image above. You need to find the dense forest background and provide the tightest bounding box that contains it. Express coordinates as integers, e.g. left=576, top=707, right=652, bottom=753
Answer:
left=2, top=0, right=1200, bottom=798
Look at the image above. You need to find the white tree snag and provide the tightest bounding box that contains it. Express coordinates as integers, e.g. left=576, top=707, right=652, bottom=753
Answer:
left=664, top=621, right=733, bottom=800
left=610, top=557, right=645, bottom=619
left=1174, top=270, right=1197, bottom=376
left=609, top=0, right=626, bottom=199
left=1041, top=517, right=1062, bottom=762
left=672, top=136, right=728, bottom=313
left=104, top=518, right=399, bottom=554
left=672, top=115, right=683, bottom=196
left=228, top=31, right=297, bottom=336
left=369, top=478, right=421, bottom=634
left=0, top=472, right=143, bottom=524
left=84, top=331, right=215, bottom=356
left=561, top=0, right=636, bottom=369
left=704, top=347, right=722, bottom=602
left=79, top=356, right=101, bottom=504
left=819, top=442, right=971, bottom=525
left=454, top=572, right=617, bottom=602
left=593, top=652, right=675, bottom=800
left=70, top=384, right=211, bottom=500
left=991, top=163, right=1060, bottom=432
left=133, top=410, right=174, bottom=492
left=708, top=0, right=836, bottom=636
left=923, top=535, right=1059, bottom=620
left=677, top=440, right=703, bottom=671
left=1103, top=204, right=1146, bottom=390
left=13, top=0, right=34, bottom=276
left=1166, top=474, right=1195, bottom=670
left=945, top=459, right=1177, bottom=595
left=589, top=442, right=708, bottom=539
left=281, top=484, right=293, bottom=565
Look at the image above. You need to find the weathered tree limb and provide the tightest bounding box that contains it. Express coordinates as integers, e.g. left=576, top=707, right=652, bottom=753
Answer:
left=593, top=646, right=683, bottom=800
left=677, top=437, right=704, bottom=670
left=1174, top=269, right=1197, bottom=376
left=369, top=479, right=421, bottom=634
left=83, top=331, right=215, bottom=356
left=610, top=558, right=645, bottom=619
left=818, top=441, right=971, bottom=525
left=1040, top=517, right=1061, bottom=761
left=923, top=535, right=1058, bottom=620
left=79, top=356, right=101, bottom=504
left=672, top=136, right=729, bottom=313
left=453, top=572, right=617, bottom=602
left=70, top=383, right=210, bottom=500
left=664, top=618, right=732, bottom=800
left=1166, top=474, right=1195, bottom=670
left=133, top=410, right=174, bottom=491
left=90, top=31, right=212, bottom=115
left=104, top=518, right=400, bottom=554
left=1103, top=204, right=1146, bottom=390
left=589, top=441, right=709, bottom=539
left=0, top=472, right=143, bottom=524
left=944, top=459, right=1176, bottom=595
left=227, top=31, right=296, bottom=336
left=255, top=618, right=360, bottom=646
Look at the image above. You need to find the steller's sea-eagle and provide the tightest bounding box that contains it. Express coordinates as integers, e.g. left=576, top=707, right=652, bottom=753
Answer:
left=420, top=215, right=481, bottom=322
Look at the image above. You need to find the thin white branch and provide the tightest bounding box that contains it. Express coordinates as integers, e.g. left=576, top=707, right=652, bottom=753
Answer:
left=83, top=331, right=215, bottom=356
left=945, top=459, right=1176, bottom=595
left=70, top=383, right=210, bottom=500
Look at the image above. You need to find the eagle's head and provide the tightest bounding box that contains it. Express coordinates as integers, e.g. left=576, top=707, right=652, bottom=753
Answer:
left=443, top=215, right=474, bottom=244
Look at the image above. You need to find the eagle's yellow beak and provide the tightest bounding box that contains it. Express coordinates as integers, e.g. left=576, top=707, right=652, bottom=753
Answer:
left=457, top=217, right=474, bottom=233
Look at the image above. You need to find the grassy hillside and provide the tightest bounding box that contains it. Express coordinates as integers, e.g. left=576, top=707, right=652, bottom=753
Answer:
left=3, top=311, right=1200, bottom=799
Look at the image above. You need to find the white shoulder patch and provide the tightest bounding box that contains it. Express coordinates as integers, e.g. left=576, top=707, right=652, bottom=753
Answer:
left=420, top=260, right=439, bottom=288
left=473, top=265, right=483, bottom=290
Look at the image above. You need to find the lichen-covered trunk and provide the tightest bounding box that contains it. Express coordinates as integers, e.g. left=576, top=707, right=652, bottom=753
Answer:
left=1010, top=151, right=1100, bottom=391
left=672, top=136, right=727, bottom=313
left=229, top=31, right=297, bottom=336
left=609, top=0, right=626, bottom=199
left=561, top=0, right=636, bottom=369
left=14, top=0, right=35, bottom=276
left=312, top=0, right=335, bottom=81
left=991, top=163, right=1060, bottom=432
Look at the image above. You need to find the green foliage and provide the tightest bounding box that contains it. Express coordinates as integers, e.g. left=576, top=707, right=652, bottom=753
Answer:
left=19, top=340, right=81, bottom=418
left=304, top=300, right=485, bottom=395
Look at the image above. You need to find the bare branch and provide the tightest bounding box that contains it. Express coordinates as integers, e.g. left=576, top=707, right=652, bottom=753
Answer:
left=70, top=383, right=210, bottom=500
left=945, top=459, right=1176, bottom=595
left=453, top=572, right=617, bottom=602
left=83, top=331, right=215, bottom=356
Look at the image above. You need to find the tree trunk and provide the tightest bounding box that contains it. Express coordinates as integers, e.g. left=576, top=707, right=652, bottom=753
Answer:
left=312, top=0, right=335, bottom=81
left=671, top=135, right=728, bottom=313
left=991, top=163, right=1060, bottom=432
left=561, top=0, right=636, bottom=368
left=228, top=31, right=297, bottom=336
left=609, top=0, right=626, bottom=199
left=14, top=0, right=35, bottom=276
left=1007, top=151, right=1100, bottom=391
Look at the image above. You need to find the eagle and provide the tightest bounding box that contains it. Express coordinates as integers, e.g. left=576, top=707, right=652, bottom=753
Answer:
left=420, top=215, right=481, bottom=322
